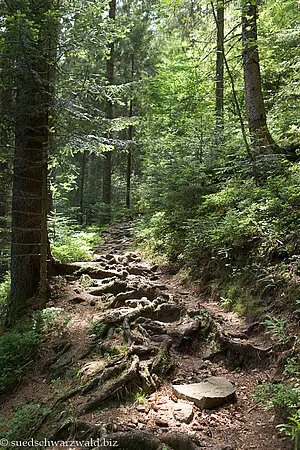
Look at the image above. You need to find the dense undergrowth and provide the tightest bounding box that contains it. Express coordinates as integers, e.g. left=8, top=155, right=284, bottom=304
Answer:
left=136, top=159, right=300, bottom=445
left=136, top=160, right=300, bottom=316
left=0, top=218, right=101, bottom=393
left=49, top=215, right=103, bottom=263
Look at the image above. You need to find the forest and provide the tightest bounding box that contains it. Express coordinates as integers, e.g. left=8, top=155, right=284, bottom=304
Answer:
left=0, top=0, right=299, bottom=449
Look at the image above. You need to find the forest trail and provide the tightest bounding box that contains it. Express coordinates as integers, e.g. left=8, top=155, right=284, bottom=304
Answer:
left=1, top=223, right=290, bottom=449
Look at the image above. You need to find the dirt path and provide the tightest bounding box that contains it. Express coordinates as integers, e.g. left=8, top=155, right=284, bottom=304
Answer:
left=0, top=223, right=291, bottom=449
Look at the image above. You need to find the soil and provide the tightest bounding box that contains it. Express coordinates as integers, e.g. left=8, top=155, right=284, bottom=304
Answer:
left=0, top=223, right=293, bottom=450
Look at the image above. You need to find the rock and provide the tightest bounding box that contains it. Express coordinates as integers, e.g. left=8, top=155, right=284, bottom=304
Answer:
left=138, top=415, right=147, bottom=424
left=173, top=402, right=194, bottom=423
left=136, top=405, right=147, bottom=413
left=172, top=377, right=236, bottom=409
left=155, top=418, right=169, bottom=427
left=198, top=361, right=210, bottom=370
left=90, top=300, right=96, bottom=307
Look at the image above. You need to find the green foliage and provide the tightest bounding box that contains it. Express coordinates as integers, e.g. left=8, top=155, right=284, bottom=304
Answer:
left=0, top=330, right=41, bottom=393
left=263, top=315, right=290, bottom=345
left=255, top=382, right=300, bottom=421
left=256, top=353, right=300, bottom=447
left=0, top=271, right=10, bottom=324
left=0, top=403, right=51, bottom=441
left=283, top=356, right=300, bottom=377
left=0, top=307, right=71, bottom=393
left=138, top=162, right=300, bottom=315
left=135, top=388, right=147, bottom=405
left=32, top=307, right=71, bottom=337
left=277, top=417, right=300, bottom=450
left=49, top=215, right=102, bottom=263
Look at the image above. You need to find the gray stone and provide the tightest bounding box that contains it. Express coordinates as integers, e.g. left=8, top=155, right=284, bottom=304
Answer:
left=172, top=377, right=236, bottom=409
left=173, top=402, right=194, bottom=423
left=155, top=418, right=169, bottom=427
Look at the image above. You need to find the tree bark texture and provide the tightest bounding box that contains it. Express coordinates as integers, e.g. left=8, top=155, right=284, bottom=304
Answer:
left=242, top=0, right=276, bottom=153
left=126, top=54, right=135, bottom=209
left=215, top=0, right=224, bottom=135
left=8, top=0, right=57, bottom=322
left=102, top=0, right=116, bottom=212
left=0, top=89, right=12, bottom=275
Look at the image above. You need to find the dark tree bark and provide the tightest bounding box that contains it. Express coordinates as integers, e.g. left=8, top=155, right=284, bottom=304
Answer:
left=242, top=0, right=277, bottom=153
left=102, top=0, right=116, bottom=218
left=7, top=0, right=58, bottom=323
left=79, top=150, right=87, bottom=225
left=215, top=0, right=224, bottom=138
left=0, top=89, right=13, bottom=276
left=126, top=54, right=134, bottom=209
left=126, top=121, right=132, bottom=209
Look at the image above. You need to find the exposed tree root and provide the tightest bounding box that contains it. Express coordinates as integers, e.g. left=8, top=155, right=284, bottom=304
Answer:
left=213, top=326, right=275, bottom=368
left=42, top=238, right=283, bottom=448
left=51, top=420, right=201, bottom=450
left=77, top=355, right=140, bottom=415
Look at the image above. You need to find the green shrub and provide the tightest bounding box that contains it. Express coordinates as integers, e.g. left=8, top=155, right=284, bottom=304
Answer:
left=32, top=307, right=71, bottom=336
left=263, top=315, right=290, bottom=344
left=0, top=271, right=10, bottom=324
left=0, top=403, right=51, bottom=441
left=49, top=215, right=102, bottom=263
left=137, top=162, right=300, bottom=314
left=0, top=330, right=41, bottom=393
left=277, top=417, right=300, bottom=450
left=0, top=306, right=73, bottom=393
left=255, top=353, right=300, bottom=447
left=256, top=382, right=300, bottom=421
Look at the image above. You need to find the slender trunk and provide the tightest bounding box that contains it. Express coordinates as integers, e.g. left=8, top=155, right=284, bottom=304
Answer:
left=126, top=54, right=134, bottom=209
left=242, top=0, right=277, bottom=153
left=211, top=1, right=253, bottom=162
left=79, top=150, right=87, bottom=225
left=215, top=0, right=224, bottom=138
left=102, top=0, right=116, bottom=217
left=126, top=100, right=133, bottom=209
left=39, top=149, right=48, bottom=307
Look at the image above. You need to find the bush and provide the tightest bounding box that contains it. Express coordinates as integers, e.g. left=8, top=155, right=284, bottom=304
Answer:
left=0, top=403, right=51, bottom=441
left=0, top=271, right=10, bottom=325
left=137, top=162, right=300, bottom=314
left=32, top=307, right=71, bottom=337
left=0, top=330, right=41, bottom=393
left=49, top=214, right=102, bottom=263
left=0, top=307, right=72, bottom=393
left=255, top=353, right=300, bottom=448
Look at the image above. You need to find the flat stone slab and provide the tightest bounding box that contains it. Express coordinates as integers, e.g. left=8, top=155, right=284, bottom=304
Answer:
left=172, top=377, right=236, bottom=409
left=173, top=402, right=194, bottom=423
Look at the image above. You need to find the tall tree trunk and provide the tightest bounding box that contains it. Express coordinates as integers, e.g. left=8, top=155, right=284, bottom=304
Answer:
left=102, top=0, right=116, bottom=219
left=215, top=0, right=224, bottom=139
left=79, top=150, right=87, bottom=225
left=126, top=99, right=133, bottom=209
left=7, top=0, right=57, bottom=324
left=0, top=89, right=12, bottom=276
left=126, top=54, right=134, bottom=209
left=242, top=0, right=277, bottom=153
